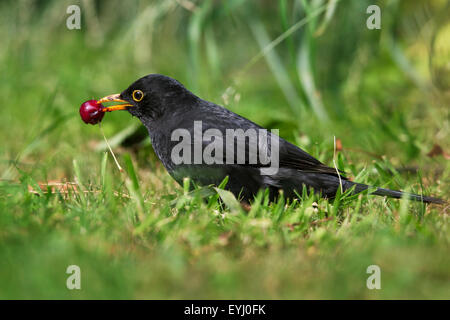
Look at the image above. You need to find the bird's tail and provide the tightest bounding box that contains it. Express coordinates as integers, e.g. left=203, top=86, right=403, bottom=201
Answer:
left=345, top=181, right=445, bottom=204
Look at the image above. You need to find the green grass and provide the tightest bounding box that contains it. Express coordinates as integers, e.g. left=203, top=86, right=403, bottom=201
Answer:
left=0, top=0, right=449, bottom=299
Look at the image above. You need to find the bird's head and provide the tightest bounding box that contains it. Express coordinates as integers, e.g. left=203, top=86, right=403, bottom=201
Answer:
left=97, top=74, right=198, bottom=122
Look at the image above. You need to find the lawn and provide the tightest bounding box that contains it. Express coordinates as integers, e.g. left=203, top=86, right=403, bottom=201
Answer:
left=0, top=0, right=448, bottom=299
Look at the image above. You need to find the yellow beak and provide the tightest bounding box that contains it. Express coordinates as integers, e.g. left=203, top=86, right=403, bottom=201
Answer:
left=97, top=93, right=133, bottom=112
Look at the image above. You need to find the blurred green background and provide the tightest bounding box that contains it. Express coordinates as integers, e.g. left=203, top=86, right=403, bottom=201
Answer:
left=0, top=0, right=448, bottom=299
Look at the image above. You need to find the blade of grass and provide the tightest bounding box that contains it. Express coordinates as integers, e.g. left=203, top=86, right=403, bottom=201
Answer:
left=237, top=0, right=341, bottom=79
left=72, top=159, right=87, bottom=207
left=250, top=20, right=305, bottom=118
left=123, top=154, right=144, bottom=222
left=214, top=187, right=243, bottom=214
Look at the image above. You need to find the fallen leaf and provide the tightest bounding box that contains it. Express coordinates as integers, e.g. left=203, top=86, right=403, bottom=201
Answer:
left=427, top=144, right=450, bottom=160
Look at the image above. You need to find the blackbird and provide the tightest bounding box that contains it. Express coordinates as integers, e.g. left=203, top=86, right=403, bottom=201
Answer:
left=97, top=74, right=443, bottom=204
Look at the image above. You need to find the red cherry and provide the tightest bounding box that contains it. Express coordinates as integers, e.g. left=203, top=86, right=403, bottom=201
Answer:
left=80, top=100, right=105, bottom=125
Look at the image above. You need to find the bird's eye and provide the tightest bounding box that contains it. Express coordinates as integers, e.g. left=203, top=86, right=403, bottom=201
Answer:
left=132, top=90, right=144, bottom=102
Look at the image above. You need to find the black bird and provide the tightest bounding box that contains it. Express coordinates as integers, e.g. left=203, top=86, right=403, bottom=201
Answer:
left=97, top=74, right=443, bottom=204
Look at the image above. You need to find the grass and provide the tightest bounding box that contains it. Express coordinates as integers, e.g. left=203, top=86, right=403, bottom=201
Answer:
left=0, top=0, right=449, bottom=299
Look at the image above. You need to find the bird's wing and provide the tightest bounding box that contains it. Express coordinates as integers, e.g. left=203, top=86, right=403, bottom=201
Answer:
left=170, top=101, right=344, bottom=177
left=278, top=140, right=345, bottom=176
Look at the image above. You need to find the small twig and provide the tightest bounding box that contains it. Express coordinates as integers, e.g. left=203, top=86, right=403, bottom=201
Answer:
left=99, top=123, right=123, bottom=173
